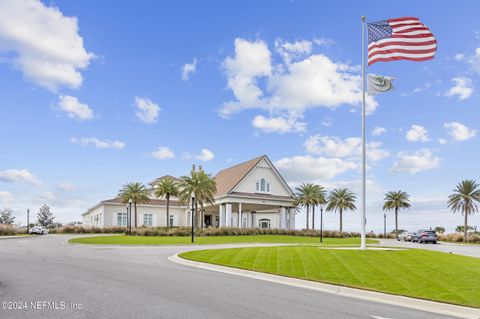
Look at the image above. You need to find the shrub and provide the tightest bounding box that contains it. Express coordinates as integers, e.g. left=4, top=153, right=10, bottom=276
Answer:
left=0, top=224, right=21, bottom=236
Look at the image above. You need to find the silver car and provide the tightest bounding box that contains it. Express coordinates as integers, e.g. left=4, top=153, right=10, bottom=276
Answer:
left=398, top=231, right=413, bottom=241
left=29, top=226, right=49, bottom=235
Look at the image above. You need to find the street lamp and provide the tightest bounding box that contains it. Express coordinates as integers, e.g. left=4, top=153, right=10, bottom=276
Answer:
left=128, top=199, right=132, bottom=236
left=26, top=209, right=30, bottom=234
left=319, top=205, right=324, bottom=243
left=191, top=193, right=195, bottom=243
left=384, top=213, right=386, bottom=238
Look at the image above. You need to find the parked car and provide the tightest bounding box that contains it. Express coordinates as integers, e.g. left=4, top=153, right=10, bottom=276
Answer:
left=398, top=231, right=411, bottom=241
left=29, top=226, right=49, bottom=235
left=416, top=230, right=437, bottom=244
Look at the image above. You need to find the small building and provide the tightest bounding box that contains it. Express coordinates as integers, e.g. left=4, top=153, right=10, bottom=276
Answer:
left=82, top=155, right=296, bottom=229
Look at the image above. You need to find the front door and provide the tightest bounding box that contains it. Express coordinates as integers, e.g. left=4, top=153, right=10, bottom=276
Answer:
left=204, top=215, right=212, bottom=227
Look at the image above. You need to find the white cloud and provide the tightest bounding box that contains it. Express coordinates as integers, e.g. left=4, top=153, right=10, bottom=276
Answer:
left=134, top=97, right=160, bottom=124
left=304, top=135, right=389, bottom=162
left=195, top=149, right=215, bottom=162
left=444, top=122, right=477, bottom=141
left=454, top=53, right=465, bottom=61
left=438, top=138, right=448, bottom=145
left=372, top=126, right=386, bottom=136
left=151, top=146, right=175, bottom=159
left=321, top=117, right=332, bottom=127
left=56, top=95, right=93, bottom=121
left=406, top=125, right=430, bottom=142
left=70, top=137, right=125, bottom=149
left=181, top=58, right=197, bottom=81
left=0, top=169, right=40, bottom=185
left=39, top=191, right=56, bottom=200
left=57, top=182, right=76, bottom=192
left=0, top=191, right=14, bottom=203
left=252, top=115, right=306, bottom=133
left=0, top=0, right=94, bottom=91
left=220, top=38, right=377, bottom=121
left=389, top=149, right=440, bottom=174
left=275, top=155, right=358, bottom=182
left=444, top=77, right=473, bottom=101
left=275, top=39, right=313, bottom=64
left=468, top=48, right=480, bottom=73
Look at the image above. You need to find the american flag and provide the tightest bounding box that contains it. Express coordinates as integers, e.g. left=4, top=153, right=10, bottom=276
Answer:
left=367, top=17, right=436, bottom=65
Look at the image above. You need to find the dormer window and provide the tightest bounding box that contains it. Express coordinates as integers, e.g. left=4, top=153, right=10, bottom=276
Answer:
left=256, top=178, right=271, bottom=193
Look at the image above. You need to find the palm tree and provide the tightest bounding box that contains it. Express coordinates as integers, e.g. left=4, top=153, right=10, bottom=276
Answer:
left=383, top=190, right=411, bottom=240
left=294, top=183, right=318, bottom=230
left=154, top=178, right=179, bottom=227
left=118, top=182, right=150, bottom=228
left=326, top=188, right=356, bottom=235
left=311, top=185, right=327, bottom=230
left=178, top=166, right=216, bottom=228
left=447, top=180, right=480, bottom=242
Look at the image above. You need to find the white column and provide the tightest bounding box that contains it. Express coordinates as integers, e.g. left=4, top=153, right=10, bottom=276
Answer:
left=280, top=207, right=287, bottom=229
left=219, top=205, right=225, bottom=227
left=225, top=203, right=232, bottom=227
left=238, top=203, right=242, bottom=228
left=289, top=208, right=295, bottom=230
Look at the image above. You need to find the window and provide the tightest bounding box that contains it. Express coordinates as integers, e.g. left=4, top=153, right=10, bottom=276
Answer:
left=169, top=214, right=174, bottom=227
left=256, top=178, right=271, bottom=193
left=144, top=214, right=153, bottom=227
left=117, top=213, right=127, bottom=226
left=259, top=218, right=270, bottom=229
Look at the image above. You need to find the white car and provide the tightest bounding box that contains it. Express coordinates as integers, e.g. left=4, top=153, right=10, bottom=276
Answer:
left=29, top=226, right=49, bottom=235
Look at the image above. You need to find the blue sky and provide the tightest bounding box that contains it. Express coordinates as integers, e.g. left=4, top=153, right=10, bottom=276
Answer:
left=1, top=0, right=480, bottom=232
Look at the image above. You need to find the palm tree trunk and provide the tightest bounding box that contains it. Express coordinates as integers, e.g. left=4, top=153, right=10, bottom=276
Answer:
left=306, top=205, right=309, bottom=230
left=339, top=209, right=343, bottom=236
left=166, top=194, right=170, bottom=227
left=134, top=202, right=138, bottom=228
left=395, top=207, right=398, bottom=240
left=201, top=203, right=205, bottom=228
left=312, top=205, right=315, bottom=230
left=464, top=207, right=469, bottom=242
left=195, top=202, right=199, bottom=228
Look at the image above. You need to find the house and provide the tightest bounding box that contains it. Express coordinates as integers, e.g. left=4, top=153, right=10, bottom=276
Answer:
left=82, top=155, right=296, bottom=229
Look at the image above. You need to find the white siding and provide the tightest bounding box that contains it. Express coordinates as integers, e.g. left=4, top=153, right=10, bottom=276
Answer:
left=233, top=158, right=291, bottom=196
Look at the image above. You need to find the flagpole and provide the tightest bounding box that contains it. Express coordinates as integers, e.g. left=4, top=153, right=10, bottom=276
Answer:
left=361, top=16, right=367, bottom=250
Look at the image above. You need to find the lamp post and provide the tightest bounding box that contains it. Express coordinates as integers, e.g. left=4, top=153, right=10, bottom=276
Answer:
left=320, top=205, right=324, bottom=243
left=128, top=199, right=132, bottom=236
left=191, top=193, right=195, bottom=243
left=383, top=213, right=386, bottom=238
left=26, top=209, right=30, bottom=234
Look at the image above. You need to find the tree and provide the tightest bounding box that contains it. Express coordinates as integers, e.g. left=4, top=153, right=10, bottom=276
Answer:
left=118, top=182, right=150, bottom=228
left=455, top=225, right=473, bottom=233
left=294, top=183, right=321, bottom=230
left=326, top=188, right=357, bottom=235
left=447, top=180, right=480, bottom=242
left=0, top=207, right=15, bottom=225
left=311, top=185, right=327, bottom=230
left=37, top=204, right=55, bottom=228
left=178, top=166, right=216, bottom=228
left=434, top=226, right=445, bottom=234
left=154, top=177, right=179, bottom=227
left=383, top=190, right=411, bottom=240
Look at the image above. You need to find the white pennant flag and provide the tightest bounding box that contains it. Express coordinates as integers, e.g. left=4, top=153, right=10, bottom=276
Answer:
left=367, top=74, right=394, bottom=95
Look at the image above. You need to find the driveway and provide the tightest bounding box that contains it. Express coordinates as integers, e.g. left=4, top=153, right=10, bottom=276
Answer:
left=379, top=239, right=480, bottom=258
left=0, top=235, right=461, bottom=319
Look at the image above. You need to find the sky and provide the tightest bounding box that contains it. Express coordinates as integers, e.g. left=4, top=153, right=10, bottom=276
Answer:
left=1, top=0, right=480, bottom=233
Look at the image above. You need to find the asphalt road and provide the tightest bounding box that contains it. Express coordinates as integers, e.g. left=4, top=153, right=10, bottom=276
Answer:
left=380, top=238, right=480, bottom=258
left=0, top=235, right=461, bottom=319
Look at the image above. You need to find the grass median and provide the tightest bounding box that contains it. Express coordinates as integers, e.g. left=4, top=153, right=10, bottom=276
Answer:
left=68, top=235, right=377, bottom=246
left=180, top=246, right=480, bottom=308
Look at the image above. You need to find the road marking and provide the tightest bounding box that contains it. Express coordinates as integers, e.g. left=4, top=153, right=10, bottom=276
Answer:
left=371, top=316, right=394, bottom=319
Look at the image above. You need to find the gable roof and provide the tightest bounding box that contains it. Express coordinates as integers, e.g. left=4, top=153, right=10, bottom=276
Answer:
left=214, top=155, right=264, bottom=196
left=148, top=175, right=180, bottom=187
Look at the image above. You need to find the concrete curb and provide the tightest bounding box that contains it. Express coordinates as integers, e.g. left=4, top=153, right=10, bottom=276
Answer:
left=0, top=235, right=33, bottom=240
left=169, top=254, right=480, bottom=319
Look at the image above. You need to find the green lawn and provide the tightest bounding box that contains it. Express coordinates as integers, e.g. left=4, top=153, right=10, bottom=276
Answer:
left=180, top=246, right=480, bottom=308
left=68, top=235, right=377, bottom=246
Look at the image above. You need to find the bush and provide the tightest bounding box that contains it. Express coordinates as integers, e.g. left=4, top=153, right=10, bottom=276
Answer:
left=0, top=224, right=25, bottom=236
left=49, top=226, right=127, bottom=234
